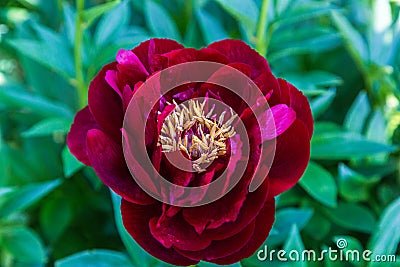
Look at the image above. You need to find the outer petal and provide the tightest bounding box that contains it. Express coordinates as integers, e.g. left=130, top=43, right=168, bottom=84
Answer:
left=116, top=49, right=149, bottom=88
left=121, top=200, right=198, bottom=266
left=149, top=214, right=212, bottom=251
left=162, top=48, right=229, bottom=66
left=86, top=129, right=155, bottom=204
left=208, top=39, right=271, bottom=78
left=176, top=221, right=255, bottom=261
left=201, top=179, right=269, bottom=241
left=210, top=198, right=275, bottom=265
left=268, top=119, right=310, bottom=196
left=269, top=79, right=313, bottom=139
left=259, top=104, right=296, bottom=140
left=67, top=106, right=99, bottom=165
left=88, top=62, right=123, bottom=141
left=132, top=38, right=184, bottom=72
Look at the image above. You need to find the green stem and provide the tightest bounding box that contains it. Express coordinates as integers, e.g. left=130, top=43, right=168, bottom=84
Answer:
left=74, top=0, right=87, bottom=109
left=255, top=0, right=270, bottom=56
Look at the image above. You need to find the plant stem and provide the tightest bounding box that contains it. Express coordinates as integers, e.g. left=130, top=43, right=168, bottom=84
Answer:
left=74, top=0, right=87, bottom=109
left=255, top=0, right=270, bottom=56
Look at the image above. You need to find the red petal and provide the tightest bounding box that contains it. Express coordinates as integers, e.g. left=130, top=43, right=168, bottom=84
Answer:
left=201, top=179, right=269, bottom=241
left=132, top=38, right=184, bottom=72
left=162, top=47, right=229, bottom=66
left=105, top=70, right=121, bottom=97
left=198, top=63, right=257, bottom=114
left=149, top=213, right=212, bottom=251
left=67, top=106, right=99, bottom=165
left=269, top=79, right=313, bottom=139
left=182, top=166, right=249, bottom=235
left=176, top=221, right=255, bottom=261
left=208, top=39, right=271, bottom=78
left=88, top=62, right=123, bottom=141
left=86, top=129, right=155, bottom=204
left=121, top=200, right=198, bottom=266
left=259, top=104, right=296, bottom=140
left=116, top=49, right=149, bottom=87
left=268, top=119, right=310, bottom=196
left=253, top=71, right=279, bottom=95
left=210, top=198, right=275, bottom=265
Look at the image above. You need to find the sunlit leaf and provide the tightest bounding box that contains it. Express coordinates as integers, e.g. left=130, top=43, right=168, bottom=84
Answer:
left=368, top=196, right=400, bottom=266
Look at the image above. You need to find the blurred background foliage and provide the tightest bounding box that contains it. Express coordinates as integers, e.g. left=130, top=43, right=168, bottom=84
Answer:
left=0, top=0, right=399, bottom=266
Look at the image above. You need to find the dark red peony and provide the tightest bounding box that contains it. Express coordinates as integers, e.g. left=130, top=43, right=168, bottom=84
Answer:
left=67, top=38, right=313, bottom=265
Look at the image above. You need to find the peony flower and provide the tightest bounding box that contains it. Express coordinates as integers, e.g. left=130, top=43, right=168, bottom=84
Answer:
left=67, top=38, right=313, bottom=265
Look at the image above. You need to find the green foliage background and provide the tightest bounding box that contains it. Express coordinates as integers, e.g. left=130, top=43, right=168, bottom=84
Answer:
left=0, top=0, right=399, bottom=266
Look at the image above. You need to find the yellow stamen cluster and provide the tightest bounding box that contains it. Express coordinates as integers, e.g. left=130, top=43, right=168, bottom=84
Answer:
left=158, top=99, right=237, bottom=172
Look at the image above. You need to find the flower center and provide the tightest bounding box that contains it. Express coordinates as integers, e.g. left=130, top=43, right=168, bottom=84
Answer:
left=158, top=99, right=237, bottom=172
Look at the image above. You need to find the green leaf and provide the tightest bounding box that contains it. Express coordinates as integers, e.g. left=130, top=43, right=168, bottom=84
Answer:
left=83, top=0, right=121, bottom=28
left=282, top=71, right=342, bottom=98
left=144, top=0, right=180, bottom=40
left=62, top=146, right=84, bottom=178
left=0, top=179, right=62, bottom=218
left=0, top=82, right=73, bottom=119
left=283, top=225, right=306, bottom=267
left=368, top=0, right=393, bottom=65
left=331, top=11, right=368, bottom=63
left=55, top=249, right=133, bottom=267
left=215, top=0, right=259, bottom=32
left=368, top=196, right=400, bottom=266
left=7, top=38, right=75, bottom=79
left=344, top=91, right=371, bottom=133
left=303, top=212, right=331, bottom=241
left=22, top=118, right=71, bottom=138
left=313, top=121, right=343, bottom=135
left=32, top=22, right=67, bottom=49
left=324, top=202, right=376, bottom=233
left=311, top=88, right=336, bottom=118
left=196, top=9, right=229, bottom=44
left=338, top=163, right=379, bottom=202
left=366, top=109, right=387, bottom=143
left=269, top=28, right=341, bottom=61
left=311, top=132, right=397, bottom=160
left=267, top=208, right=313, bottom=246
left=62, top=2, right=76, bottom=44
left=275, top=1, right=338, bottom=28
left=94, top=1, right=130, bottom=47
left=198, top=261, right=242, bottom=267
left=39, top=197, right=73, bottom=244
left=0, top=226, right=46, bottom=264
left=299, top=161, right=337, bottom=208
